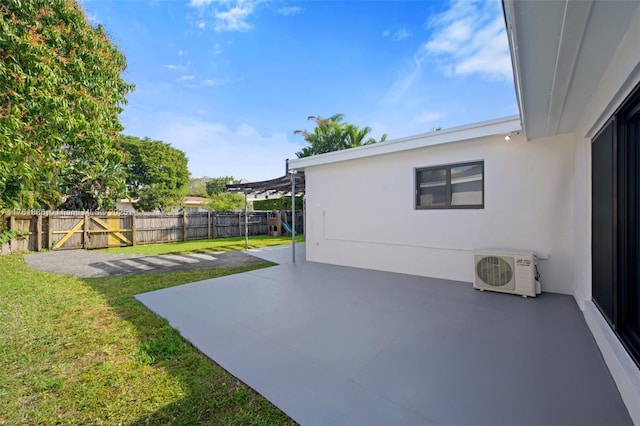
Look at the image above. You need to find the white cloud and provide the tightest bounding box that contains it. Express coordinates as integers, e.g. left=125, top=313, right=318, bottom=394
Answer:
left=386, top=54, right=424, bottom=102
left=278, top=6, right=302, bottom=16
left=189, top=0, right=260, bottom=33
left=214, top=4, right=254, bottom=32
left=393, top=28, right=409, bottom=41
left=415, top=111, right=444, bottom=124
left=178, top=49, right=186, bottom=56
left=189, top=0, right=215, bottom=6
left=179, top=75, right=196, bottom=81
left=386, top=0, right=512, bottom=102
left=383, top=28, right=409, bottom=41
left=164, top=64, right=185, bottom=71
left=213, top=44, right=222, bottom=55
left=424, top=0, right=512, bottom=81
left=151, top=115, right=302, bottom=180
left=202, top=78, right=230, bottom=86
left=183, top=77, right=240, bottom=88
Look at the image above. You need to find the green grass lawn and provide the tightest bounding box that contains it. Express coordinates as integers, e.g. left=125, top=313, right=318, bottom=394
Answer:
left=0, top=254, right=296, bottom=425
left=103, top=234, right=305, bottom=255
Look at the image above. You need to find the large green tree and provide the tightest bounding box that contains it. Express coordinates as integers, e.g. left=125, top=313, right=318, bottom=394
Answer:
left=118, top=136, right=190, bottom=212
left=206, top=193, right=245, bottom=212
left=206, top=176, right=236, bottom=196
left=294, top=114, right=387, bottom=158
left=188, top=177, right=209, bottom=197
left=0, top=0, right=134, bottom=209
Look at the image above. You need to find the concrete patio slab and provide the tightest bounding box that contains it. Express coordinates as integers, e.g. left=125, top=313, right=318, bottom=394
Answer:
left=136, top=244, right=632, bottom=426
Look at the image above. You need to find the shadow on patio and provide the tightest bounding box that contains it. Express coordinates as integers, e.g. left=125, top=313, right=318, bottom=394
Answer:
left=136, top=243, right=632, bottom=426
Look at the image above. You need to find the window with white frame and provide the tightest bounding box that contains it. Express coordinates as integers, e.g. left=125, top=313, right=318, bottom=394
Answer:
left=415, top=161, right=484, bottom=209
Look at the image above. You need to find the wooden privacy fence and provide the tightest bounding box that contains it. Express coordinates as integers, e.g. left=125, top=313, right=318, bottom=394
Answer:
left=1, top=210, right=303, bottom=254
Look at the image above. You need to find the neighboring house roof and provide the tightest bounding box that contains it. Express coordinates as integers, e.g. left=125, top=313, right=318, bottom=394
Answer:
left=183, top=196, right=208, bottom=205
left=503, top=0, right=640, bottom=140
left=289, top=115, right=521, bottom=170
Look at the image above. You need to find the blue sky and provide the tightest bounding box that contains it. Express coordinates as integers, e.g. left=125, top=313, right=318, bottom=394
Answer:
left=81, top=0, right=517, bottom=181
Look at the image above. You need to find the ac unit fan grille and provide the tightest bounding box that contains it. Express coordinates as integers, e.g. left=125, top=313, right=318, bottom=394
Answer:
left=476, top=256, right=514, bottom=287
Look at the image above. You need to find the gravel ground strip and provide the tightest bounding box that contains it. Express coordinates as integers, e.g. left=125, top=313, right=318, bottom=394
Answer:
left=23, top=249, right=267, bottom=278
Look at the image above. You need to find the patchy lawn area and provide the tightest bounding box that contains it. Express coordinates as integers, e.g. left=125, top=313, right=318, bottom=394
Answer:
left=103, top=234, right=305, bottom=255
left=0, top=254, right=295, bottom=425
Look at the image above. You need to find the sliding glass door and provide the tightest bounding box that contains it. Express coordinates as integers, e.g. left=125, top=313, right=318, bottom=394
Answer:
left=592, top=84, right=640, bottom=367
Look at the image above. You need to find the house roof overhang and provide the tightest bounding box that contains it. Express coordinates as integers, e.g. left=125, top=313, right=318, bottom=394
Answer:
left=503, top=0, right=640, bottom=140
left=288, top=115, right=521, bottom=171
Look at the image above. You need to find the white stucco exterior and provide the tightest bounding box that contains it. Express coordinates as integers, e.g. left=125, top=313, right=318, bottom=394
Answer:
left=301, top=130, right=575, bottom=295
left=289, top=4, right=640, bottom=421
left=568, top=12, right=640, bottom=423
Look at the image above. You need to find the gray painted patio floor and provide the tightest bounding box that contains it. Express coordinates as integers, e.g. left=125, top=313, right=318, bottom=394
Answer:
left=136, top=244, right=631, bottom=426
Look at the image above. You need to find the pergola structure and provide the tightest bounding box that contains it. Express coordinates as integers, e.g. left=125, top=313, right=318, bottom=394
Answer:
left=225, top=171, right=305, bottom=263
left=225, top=174, right=305, bottom=197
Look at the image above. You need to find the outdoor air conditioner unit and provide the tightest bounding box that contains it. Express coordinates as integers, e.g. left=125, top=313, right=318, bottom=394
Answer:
left=473, top=249, right=541, bottom=298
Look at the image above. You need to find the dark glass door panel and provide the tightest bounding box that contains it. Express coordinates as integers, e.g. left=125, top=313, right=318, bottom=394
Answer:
left=592, top=121, right=615, bottom=324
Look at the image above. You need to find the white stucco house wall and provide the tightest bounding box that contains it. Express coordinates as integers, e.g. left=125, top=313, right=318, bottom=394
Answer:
left=289, top=1, right=640, bottom=422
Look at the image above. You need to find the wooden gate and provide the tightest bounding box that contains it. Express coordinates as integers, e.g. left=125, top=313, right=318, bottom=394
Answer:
left=52, top=214, right=132, bottom=250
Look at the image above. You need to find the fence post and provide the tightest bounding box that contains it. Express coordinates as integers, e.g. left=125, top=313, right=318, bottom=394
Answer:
left=207, top=211, right=211, bottom=240
left=83, top=213, right=89, bottom=249
left=48, top=215, right=53, bottom=250
left=238, top=211, right=241, bottom=238
left=183, top=211, right=188, bottom=242
left=131, top=214, right=137, bottom=246
left=9, top=215, right=15, bottom=253
left=36, top=215, right=42, bottom=252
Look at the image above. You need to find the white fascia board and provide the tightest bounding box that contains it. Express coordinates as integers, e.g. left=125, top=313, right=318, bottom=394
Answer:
left=288, top=115, right=522, bottom=171
left=502, top=0, right=527, bottom=137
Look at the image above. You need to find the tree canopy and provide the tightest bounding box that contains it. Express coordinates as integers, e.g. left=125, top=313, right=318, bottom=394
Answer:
left=118, top=136, right=190, bottom=212
left=294, top=114, right=387, bottom=158
left=206, top=193, right=244, bottom=212
left=188, top=177, right=209, bottom=197
left=206, top=176, right=236, bottom=196
left=0, top=0, right=134, bottom=209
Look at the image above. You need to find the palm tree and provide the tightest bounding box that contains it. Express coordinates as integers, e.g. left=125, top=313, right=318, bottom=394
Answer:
left=294, top=114, right=386, bottom=158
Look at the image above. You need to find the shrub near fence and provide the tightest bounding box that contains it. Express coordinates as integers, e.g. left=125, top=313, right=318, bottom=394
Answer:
left=0, top=210, right=303, bottom=254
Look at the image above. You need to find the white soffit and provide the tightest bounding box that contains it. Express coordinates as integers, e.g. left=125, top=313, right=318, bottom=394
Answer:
left=288, top=116, right=521, bottom=170
left=504, top=0, right=640, bottom=140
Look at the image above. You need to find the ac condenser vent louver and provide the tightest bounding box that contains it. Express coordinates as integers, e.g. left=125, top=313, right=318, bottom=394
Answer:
left=473, top=249, right=541, bottom=298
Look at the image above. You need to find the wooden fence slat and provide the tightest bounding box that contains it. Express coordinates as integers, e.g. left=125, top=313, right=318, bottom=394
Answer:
left=183, top=211, right=187, bottom=242
left=53, top=218, right=84, bottom=250
left=90, top=216, right=132, bottom=245
left=2, top=210, right=281, bottom=253
left=47, top=216, right=53, bottom=250
left=83, top=213, right=89, bottom=249
left=131, top=215, right=137, bottom=246
left=36, top=215, right=42, bottom=252
left=9, top=216, right=15, bottom=252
